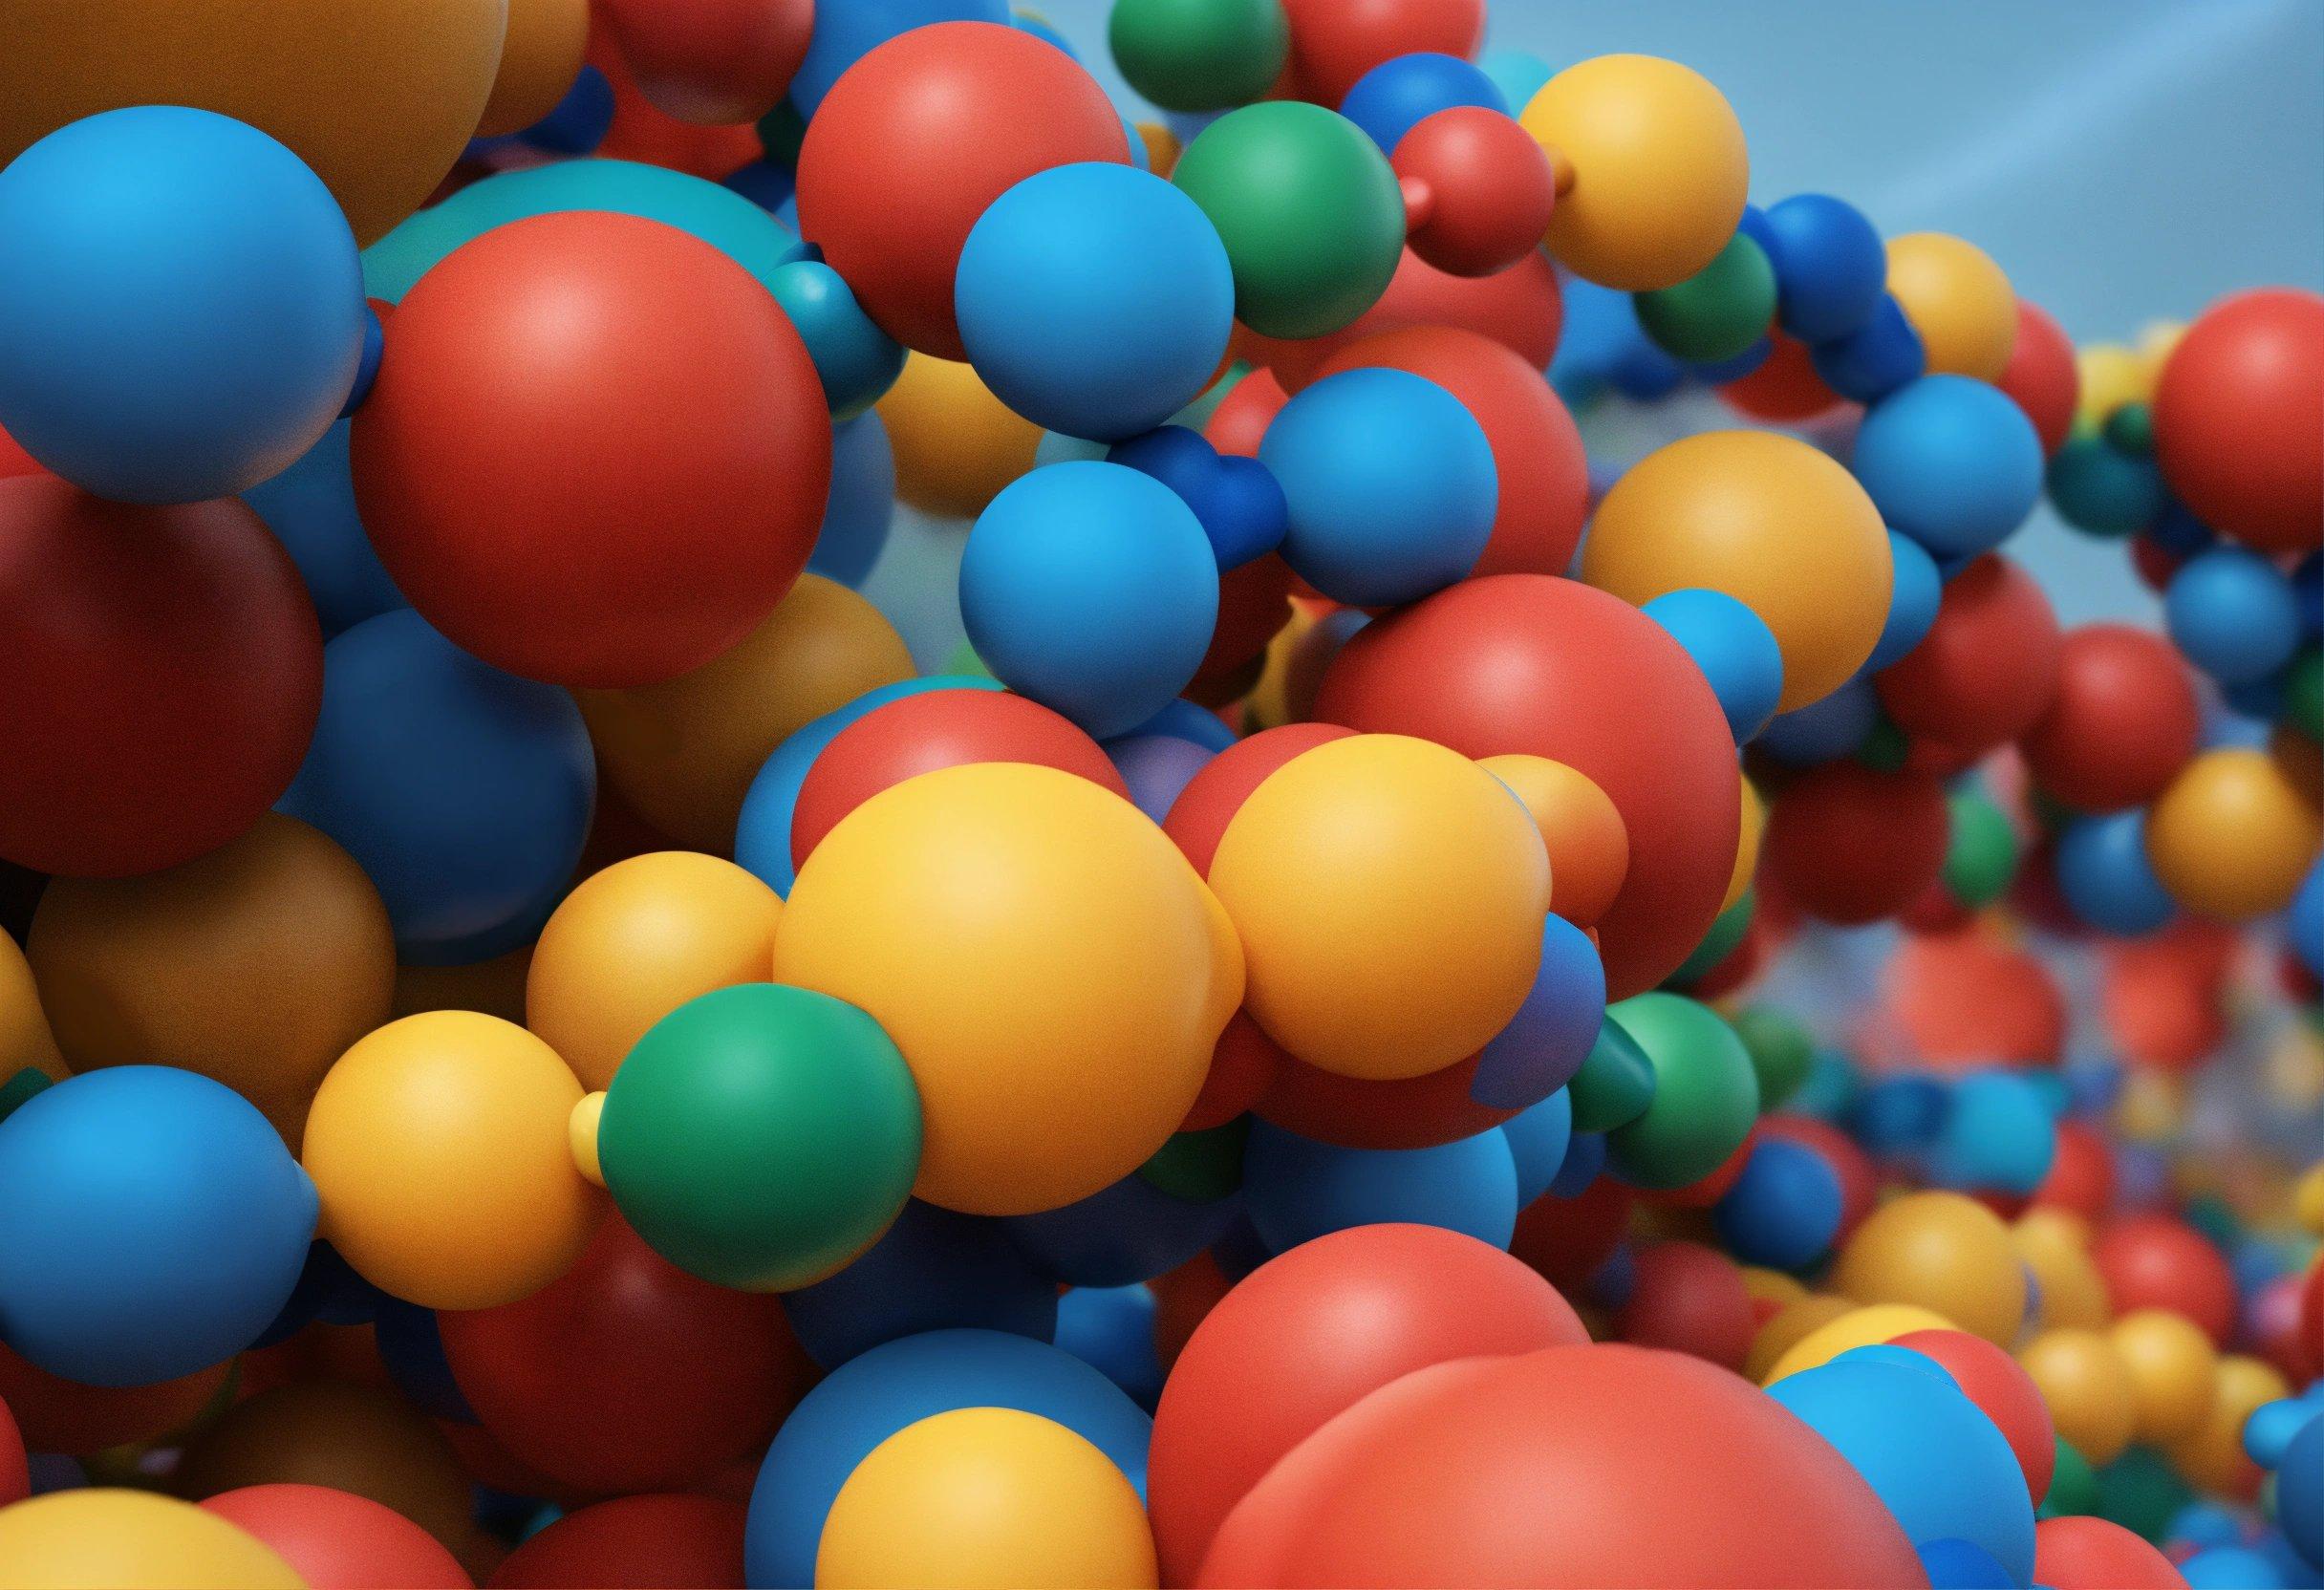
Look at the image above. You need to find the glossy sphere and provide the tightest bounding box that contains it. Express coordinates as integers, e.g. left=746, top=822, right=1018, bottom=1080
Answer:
left=2107, top=1308, right=2220, bottom=1443
left=198, top=1484, right=469, bottom=1590
left=2152, top=288, right=2324, bottom=555
left=2018, top=1329, right=2138, bottom=1466
left=1853, top=376, right=2045, bottom=560
left=1833, top=1192, right=2028, bottom=1346
left=0, top=1491, right=301, bottom=1590
left=1998, top=299, right=2083, bottom=453
left=1884, top=233, right=2016, bottom=381
left=1890, top=1328, right=2057, bottom=1504
left=1479, top=755, right=1629, bottom=927
left=1602, top=994, right=1759, bottom=1191
left=1109, top=0, right=1289, bottom=112
left=2165, top=546, right=2303, bottom=685
left=1876, top=553, right=2062, bottom=756
left=876, top=354, right=1044, bottom=518
left=597, top=0, right=809, bottom=125
left=2021, top=625, right=2202, bottom=812
left=2144, top=749, right=2322, bottom=920
left=2091, top=1215, right=2237, bottom=1346
left=1392, top=106, right=1560, bottom=279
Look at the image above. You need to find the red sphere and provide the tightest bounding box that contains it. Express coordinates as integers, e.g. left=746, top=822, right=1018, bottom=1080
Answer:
left=1614, top=1241, right=1754, bottom=1371
left=0, top=419, right=41, bottom=480
left=2032, top=1119, right=2117, bottom=1222
left=795, top=22, right=1130, bottom=358
left=1165, top=722, right=1354, bottom=876
left=0, top=477, right=320, bottom=878
left=1196, top=1344, right=1926, bottom=1588
left=1876, top=554, right=2062, bottom=756
left=0, top=1387, right=24, bottom=1507
left=1183, top=1010, right=1282, bottom=1131
left=0, top=1343, right=229, bottom=1455
left=438, top=1214, right=810, bottom=1495
left=1316, top=575, right=1739, bottom=998
left=200, top=1484, right=471, bottom=1590
left=2020, top=624, right=2201, bottom=813
left=1206, top=367, right=1290, bottom=459
left=1510, top=1176, right=1634, bottom=1292
left=354, top=211, right=828, bottom=688
left=1240, top=247, right=1563, bottom=391
left=1997, top=300, right=2080, bottom=455
left=1393, top=108, right=1558, bottom=279
left=2152, top=287, right=2324, bottom=556
left=1193, top=554, right=1297, bottom=700
left=1890, top=1328, right=2057, bottom=1504
left=2033, top=1515, right=2190, bottom=1590
left=590, top=34, right=764, bottom=181
left=598, top=0, right=812, bottom=125
left=1762, top=763, right=1949, bottom=927
left=489, top=1494, right=747, bottom=1589
left=1258, top=1046, right=1516, bottom=1148
left=1884, top=929, right=2066, bottom=1068
left=1280, top=0, right=1487, bottom=106
left=1721, top=333, right=1846, bottom=424
left=1148, top=1222, right=1587, bottom=1584
left=1317, top=326, right=1588, bottom=577
left=789, top=688, right=1129, bottom=870
left=2102, top=938, right=2227, bottom=1073
left=2091, top=1214, right=2238, bottom=1347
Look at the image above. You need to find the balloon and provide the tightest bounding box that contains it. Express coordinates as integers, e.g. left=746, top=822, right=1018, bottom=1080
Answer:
left=302, top=1011, right=599, bottom=1310
left=477, top=0, right=590, bottom=137
left=1600, top=994, right=1758, bottom=1191
left=1585, top=431, right=1890, bottom=712
left=796, top=22, right=1130, bottom=358
left=1393, top=106, right=1560, bottom=278
left=2032, top=1516, right=2188, bottom=1590
left=2092, top=1215, right=2238, bottom=1346
left=960, top=463, right=1221, bottom=736
left=2022, top=625, right=2202, bottom=813
left=1833, top=1192, right=2027, bottom=1346
left=199, top=1484, right=470, bottom=1590
left=1615, top=1241, right=1754, bottom=1370
left=1890, top=1328, right=2057, bottom=1504
left=1762, top=193, right=1886, bottom=342
left=957, top=163, right=1235, bottom=440
left=352, top=211, right=829, bottom=688
left=1241, top=1122, right=1519, bottom=1250
left=2107, top=1308, right=2220, bottom=1444
left=0, top=479, right=322, bottom=879
left=1643, top=589, right=1785, bottom=741
left=0, top=1491, right=300, bottom=1590
left=241, top=421, right=405, bottom=639
left=1885, top=233, right=2016, bottom=381
left=2019, top=1329, right=2140, bottom=1466
left=2144, top=748, right=2321, bottom=921
left=1110, top=0, right=1289, bottom=112
left=276, top=609, right=593, bottom=966
left=1338, top=52, right=1504, bottom=156
left=1999, top=299, right=2082, bottom=453
left=1854, top=376, right=2045, bottom=560
left=491, top=1494, right=746, bottom=1590
left=597, top=0, right=810, bottom=125
left=2165, top=547, right=2304, bottom=685
left=2152, top=288, right=2323, bottom=555
left=1714, top=1136, right=1844, bottom=1270
left=0, top=1068, right=314, bottom=1386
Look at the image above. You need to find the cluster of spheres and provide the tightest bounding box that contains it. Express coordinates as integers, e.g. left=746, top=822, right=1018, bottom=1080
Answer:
left=0, top=0, right=2319, bottom=1586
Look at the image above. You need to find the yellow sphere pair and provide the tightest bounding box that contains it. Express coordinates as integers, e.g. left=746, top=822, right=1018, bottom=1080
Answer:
left=1830, top=1192, right=2027, bottom=1346
left=1886, top=233, right=2017, bottom=381
left=775, top=763, right=1241, bottom=1216
left=2145, top=747, right=2322, bottom=920
left=2108, top=1308, right=2220, bottom=1444
left=2012, top=1208, right=2113, bottom=1332
left=0, top=1491, right=298, bottom=1590
left=527, top=851, right=784, bottom=1091
left=1209, top=735, right=1551, bottom=1082
left=1584, top=431, right=1892, bottom=712
left=876, top=354, right=1043, bottom=519
left=2020, top=1328, right=2138, bottom=1466
left=302, top=1010, right=600, bottom=1309
left=1747, top=1295, right=1858, bottom=1383
left=818, top=1408, right=1157, bottom=1589
left=1521, top=54, right=1749, bottom=291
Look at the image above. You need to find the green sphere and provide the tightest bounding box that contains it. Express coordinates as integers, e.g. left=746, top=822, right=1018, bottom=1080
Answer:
left=2094, top=1446, right=2193, bottom=1542
left=1634, top=232, right=1777, bottom=364
left=598, top=982, right=921, bottom=1292
left=1729, top=1006, right=1814, bottom=1111
left=2040, top=1436, right=2099, bottom=1517
left=2045, top=432, right=2162, bottom=538
left=2283, top=646, right=2322, bottom=742
left=1943, top=790, right=2021, bottom=907
left=1567, top=1018, right=1658, bottom=1134
left=1136, top=1117, right=1249, bottom=1201
left=1667, top=888, right=1753, bottom=988
left=1603, top=993, right=1760, bottom=1190
left=1172, top=101, right=1406, bottom=339
left=1110, top=0, right=1289, bottom=114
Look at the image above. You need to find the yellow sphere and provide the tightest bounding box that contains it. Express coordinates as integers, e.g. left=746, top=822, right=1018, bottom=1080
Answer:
left=816, top=1407, right=1157, bottom=1590
left=2296, top=1164, right=2324, bottom=1235
left=2019, top=1328, right=2138, bottom=1467
left=1831, top=1191, right=2027, bottom=1345
left=303, top=1010, right=600, bottom=1308
left=2076, top=346, right=2148, bottom=429
left=0, top=1490, right=300, bottom=1590
left=876, top=354, right=1043, bottom=519
left=1208, top=734, right=1549, bottom=1082
left=2012, top=1209, right=2113, bottom=1332
left=1520, top=54, right=1749, bottom=291
left=1726, top=774, right=1764, bottom=913
left=579, top=575, right=914, bottom=851
left=0, top=1, right=506, bottom=246
left=2163, top=1354, right=2290, bottom=1499
left=774, top=763, right=1240, bottom=1215
left=1743, top=1266, right=1809, bottom=1309
left=0, top=928, right=65, bottom=1086
left=1885, top=233, right=2017, bottom=381
left=1763, top=1302, right=1955, bottom=1386
left=1746, top=1294, right=1858, bottom=1383
left=476, top=0, right=587, bottom=137
left=1583, top=431, right=1891, bottom=711
left=2145, top=748, right=2322, bottom=920
left=527, top=851, right=784, bottom=1091
left=2108, top=1307, right=2221, bottom=1444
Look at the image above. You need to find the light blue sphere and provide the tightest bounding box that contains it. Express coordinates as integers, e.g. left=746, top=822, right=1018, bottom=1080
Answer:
left=2165, top=546, right=2303, bottom=686
left=1644, top=588, right=1787, bottom=742
left=2056, top=811, right=2176, bottom=936
left=1853, top=375, right=2045, bottom=559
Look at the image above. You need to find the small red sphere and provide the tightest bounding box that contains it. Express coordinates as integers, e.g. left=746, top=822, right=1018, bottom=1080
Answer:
left=2020, top=624, right=2201, bottom=812
left=1240, top=247, right=1564, bottom=391
left=1510, top=1175, right=1635, bottom=1292
left=2091, top=1214, right=2238, bottom=1347
left=1393, top=108, right=1558, bottom=279
left=1721, top=333, right=1847, bottom=424
left=1762, top=763, right=1950, bottom=926
left=1876, top=554, right=2062, bottom=756
left=2152, top=287, right=2324, bottom=556
left=1996, top=300, right=2081, bottom=455
left=1884, top=929, right=2067, bottom=1068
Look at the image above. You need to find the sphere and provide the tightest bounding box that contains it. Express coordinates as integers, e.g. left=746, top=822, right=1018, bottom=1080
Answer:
left=1316, top=575, right=1739, bottom=997
left=2047, top=432, right=2163, bottom=537
left=2000, top=299, right=2083, bottom=454
left=1763, top=193, right=1886, bottom=343
left=1854, top=376, right=2045, bottom=559
left=2144, top=748, right=2322, bottom=921
left=302, top=1011, right=597, bottom=1310
left=597, top=0, right=810, bottom=125
left=1259, top=368, right=1497, bottom=605
left=1714, top=1136, right=1844, bottom=1270
left=0, top=1491, right=300, bottom=1590
left=1244, top=246, right=1565, bottom=388
left=2164, top=1354, right=2289, bottom=1499
left=1481, top=755, right=1630, bottom=928
left=2056, top=812, right=2176, bottom=935
left=877, top=353, right=1044, bottom=517
left=1584, top=431, right=1890, bottom=712
left=198, top=1484, right=468, bottom=1590
left=0, top=1068, right=315, bottom=1386
left=1170, top=102, right=1407, bottom=339
left=1643, top=588, right=1785, bottom=742
left=2152, top=288, right=2324, bottom=555
left=1615, top=1241, right=1754, bottom=1370
left=1635, top=231, right=1777, bottom=364
left=2032, top=1516, right=2185, bottom=1590
left=2021, top=625, right=2201, bottom=813
left=240, top=421, right=403, bottom=640
left=2108, top=1308, right=2221, bottom=1444
left=2165, top=547, right=2303, bottom=685
left=353, top=211, right=829, bottom=688
left=957, top=163, right=1234, bottom=440
left=1833, top=1191, right=2027, bottom=1346
left=1392, top=106, right=1560, bottom=279
left=775, top=763, right=1238, bottom=1214
left=796, top=22, right=1130, bottom=359
left=1885, top=233, right=2016, bottom=381
left=1110, top=0, right=1289, bottom=112
left=1520, top=54, right=1749, bottom=290
left=2091, top=1215, right=2238, bottom=1346
left=784, top=1199, right=1058, bottom=1368
left=493, top=1494, right=745, bottom=1590
left=276, top=610, right=592, bottom=966
left=1876, top=553, right=2062, bottom=755
left=1471, top=912, right=1606, bottom=1108
left=2018, top=1329, right=2139, bottom=1467
left=961, top=463, right=1220, bottom=736
left=0, top=107, right=359, bottom=504
left=477, top=0, right=590, bottom=136
left=810, top=415, right=899, bottom=586
left=1601, top=994, right=1758, bottom=1191
left=577, top=574, right=913, bottom=851
left=27, top=815, right=392, bottom=1143
left=0, top=480, right=321, bottom=878
left=1338, top=52, right=1504, bottom=156
left=1890, top=1328, right=2057, bottom=1505
left=1764, top=763, right=1950, bottom=925
left=1241, top=1122, right=1520, bottom=1251
left=1762, top=1303, right=1957, bottom=1384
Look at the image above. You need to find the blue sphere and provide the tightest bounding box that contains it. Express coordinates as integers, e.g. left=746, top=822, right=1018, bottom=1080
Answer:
left=1108, top=425, right=1289, bottom=570
left=0, top=1067, right=317, bottom=1386
left=1259, top=368, right=1497, bottom=606
left=2181, top=1547, right=2287, bottom=1589
left=2047, top=432, right=2164, bottom=538
left=1853, top=376, right=2046, bottom=559
left=1712, top=1136, right=1843, bottom=1270
left=2165, top=546, right=2303, bottom=686
left=0, top=106, right=362, bottom=504
left=787, top=0, right=1010, bottom=118
left=961, top=462, right=1220, bottom=737
left=2289, top=856, right=2324, bottom=981
left=745, top=1328, right=1150, bottom=1588
left=1338, top=52, right=1508, bottom=155
left=1643, top=588, right=1787, bottom=741
left=519, top=63, right=616, bottom=155
left=1547, top=1129, right=1606, bottom=1198
left=1002, top=1171, right=1241, bottom=1288
left=770, top=259, right=908, bottom=420
left=1869, top=529, right=1944, bottom=670
left=1499, top=1088, right=1574, bottom=1207
left=1123, top=694, right=1241, bottom=752
left=957, top=163, right=1236, bottom=440
left=276, top=609, right=594, bottom=965
left=1762, top=194, right=1887, bottom=343
left=241, top=419, right=407, bottom=638
left=1107, top=733, right=1217, bottom=825
left=1052, top=1284, right=1165, bottom=1407
left=807, top=413, right=898, bottom=588
left=1476, top=49, right=1555, bottom=115
left=1812, top=293, right=1926, bottom=403
left=780, top=1200, right=1058, bottom=1370
left=1240, top=1121, right=1519, bottom=1253
left=1472, top=913, right=1607, bottom=1110
left=2056, top=811, right=2176, bottom=935
left=1926, top=1071, right=2057, bottom=1195
left=1847, top=1074, right=1951, bottom=1155
left=1760, top=677, right=1881, bottom=765
left=2278, top=1415, right=2324, bottom=1572
left=1915, top=1538, right=2015, bottom=1589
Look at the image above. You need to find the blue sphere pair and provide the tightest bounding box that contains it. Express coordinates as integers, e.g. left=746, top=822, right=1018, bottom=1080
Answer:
left=241, top=419, right=408, bottom=638
left=957, top=163, right=1235, bottom=441
left=1712, top=1136, right=1843, bottom=1270
left=1259, top=367, right=1498, bottom=607
left=1239, top=1120, right=1519, bottom=1253
left=1471, top=913, right=1607, bottom=1109
left=1338, top=52, right=1508, bottom=156
left=2165, top=546, right=2304, bottom=686
left=2056, top=811, right=2176, bottom=935
left=1812, top=294, right=1926, bottom=403
left=1853, top=376, right=2045, bottom=559
left=1761, top=194, right=1886, bottom=343
left=781, top=1200, right=1057, bottom=1370
left=808, top=413, right=898, bottom=588
left=1108, top=425, right=1290, bottom=569
left=1643, top=589, right=1786, bottom=742
left=0, top=106, right=363, bottom=505
left=961, top=462, right=1220, bottom=738
left=1925, top=1071, right=2057, bottom=1195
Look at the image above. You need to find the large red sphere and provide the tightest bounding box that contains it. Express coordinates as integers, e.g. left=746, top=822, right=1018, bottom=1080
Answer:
left=2032, top=1515, right=2189, bottom=1590
left=795, top=22, right=1130, bottom=359
left=2152, top=287, right=2324, bottom=556
left=2091, top=1214, right=2238, bottom=1347
left=489, top=1494, right=747, bottom=1589
left=1149, top=1223, right=1586, bottom=1584
left=1196, top=1344, right=1926, bottom=1588
left=1763, top=763, right=1949, bottom=927
left=1889, top=1328, right=2056, bottom=1503
left=1280, top=0, right=1487, bottom=106
left=0, top=477, right=320, bottom=878
left=353, top=211, right=829, bottom=689
left=2020, top=624, right=2201, bottom=812
left=1997, top=300, right=2080, bottom=455
left=1876, top=554, right=2061, bottom=757
left=1315, top=575, right=1739, bottom=998
left=200, top=1484, right=471, bottom=1590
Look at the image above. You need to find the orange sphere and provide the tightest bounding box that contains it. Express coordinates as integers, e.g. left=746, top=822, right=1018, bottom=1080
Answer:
left=1478, top=755, right=1629, bottom=929
left=477, top=0, right=589, bottom=137
left=1885, top=233, right=2016, bottom=381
